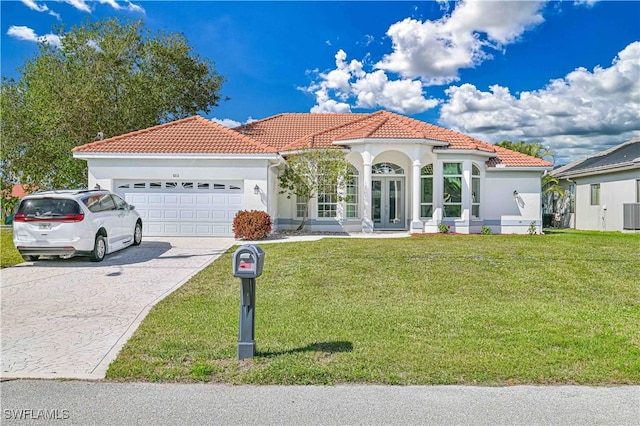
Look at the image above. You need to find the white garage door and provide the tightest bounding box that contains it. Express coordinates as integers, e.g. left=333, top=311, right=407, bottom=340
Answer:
left=115, top=180, right=243, bottom=236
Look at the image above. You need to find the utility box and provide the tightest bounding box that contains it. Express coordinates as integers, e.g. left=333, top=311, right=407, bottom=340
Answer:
left=232, top=244, right=265, bottom=279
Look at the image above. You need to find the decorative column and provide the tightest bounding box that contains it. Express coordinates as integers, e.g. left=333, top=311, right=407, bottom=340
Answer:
left=462, top=160, right=472, bottom=222
left=411, top=159, right=423, bottom=232
left=433, top=161, right=443, bottom=223
left=361, top=152, right=373, bottom=233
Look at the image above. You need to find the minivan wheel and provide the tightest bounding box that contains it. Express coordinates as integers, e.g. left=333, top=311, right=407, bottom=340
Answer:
left=22, top=255, right=40, bottom=262
left=89, top=235, right=106, bottom=262
left=133, top=222, right=142, bottom=246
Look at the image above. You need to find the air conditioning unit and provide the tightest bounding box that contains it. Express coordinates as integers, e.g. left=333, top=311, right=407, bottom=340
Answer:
left=623, top=203, right=640, bottom=230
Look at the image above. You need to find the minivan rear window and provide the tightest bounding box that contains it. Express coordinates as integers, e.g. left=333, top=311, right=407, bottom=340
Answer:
left=16, top=198, right=82, bottom=217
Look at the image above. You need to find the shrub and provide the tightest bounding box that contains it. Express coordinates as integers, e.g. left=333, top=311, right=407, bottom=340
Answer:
left=233, top=210, right=272, bottom=240
left=437, top=223, right=450, bottom=233
left=528, top=221, right=537, bottom=235
left=480, top=225, right=492, bottom=235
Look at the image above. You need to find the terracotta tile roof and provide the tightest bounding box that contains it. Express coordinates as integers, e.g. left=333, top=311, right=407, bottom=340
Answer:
left=73, top=116, right=276, bottom=154
left=485, top=145, right=553, bottom=168
left=244, top=111, right=551, bottom=167
left=73, top=111, right=552, bottom=168
left=234, top=113, right=369, bottom=151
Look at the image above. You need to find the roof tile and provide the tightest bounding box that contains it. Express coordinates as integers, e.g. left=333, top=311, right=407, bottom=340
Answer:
left=73, top=112, right=552, bottom=168
left=73, top=116, right=276, bottom=154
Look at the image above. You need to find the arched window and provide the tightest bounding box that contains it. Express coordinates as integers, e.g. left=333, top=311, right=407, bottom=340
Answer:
left=472, top=164, right=481, bottom=218
left=420, top=164, right=433, bottom=219
left=372, top=163, right=404, bottom=175
left=345, top=166, right=359, bottom=219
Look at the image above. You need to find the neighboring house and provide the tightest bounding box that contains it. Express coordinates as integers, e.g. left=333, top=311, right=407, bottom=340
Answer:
left=73, top=111, right=552, bottom=237
left=2, top=184, right=30, bottom=222
left=552, top=138, right=640, bottom=232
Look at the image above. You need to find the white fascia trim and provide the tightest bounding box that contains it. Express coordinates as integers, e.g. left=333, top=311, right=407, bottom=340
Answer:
left=73, top=152, right=282, bottom=161
left=487, top=166, right=552, bottom=172
left=333, top=138, right=449, bottom=147
left=432, top=148, right=496, bottom=158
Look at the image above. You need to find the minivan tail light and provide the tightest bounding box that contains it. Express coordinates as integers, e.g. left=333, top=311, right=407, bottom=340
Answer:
left=13, top=213, right=84, bottom=222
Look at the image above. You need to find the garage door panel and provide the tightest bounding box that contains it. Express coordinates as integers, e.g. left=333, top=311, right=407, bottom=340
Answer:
left=118, top=181, right=244, bottom=237
left=180, top=195, right=195, bottom=204
left=229, top=195, right=243, bottom=206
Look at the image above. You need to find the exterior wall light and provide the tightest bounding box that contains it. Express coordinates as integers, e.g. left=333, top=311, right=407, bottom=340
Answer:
left=513, top=190, right=519, bottom=199
left=254, top=185, right=260, bottom=194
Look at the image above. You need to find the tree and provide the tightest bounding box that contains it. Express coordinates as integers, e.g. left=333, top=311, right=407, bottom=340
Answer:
left=0, top=18, right=226, bottom=196
left=278, top=149, right=351, bottom=231
left=496, top=140, right=554, bottom=161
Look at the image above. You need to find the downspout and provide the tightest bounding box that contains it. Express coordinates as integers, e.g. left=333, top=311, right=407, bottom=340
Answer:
left=566, top=178, right=576, bottom=229
left=268, top=157, right=284, bottom=230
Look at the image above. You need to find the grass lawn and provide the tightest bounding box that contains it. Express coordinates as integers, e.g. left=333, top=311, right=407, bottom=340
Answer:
left=1, top=228, right=23, bottom=268
left=106, top=230, right=638, bottom=384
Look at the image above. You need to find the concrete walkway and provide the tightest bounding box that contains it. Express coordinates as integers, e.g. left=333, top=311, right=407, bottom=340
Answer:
left=1, top=237, right=234, bottom=380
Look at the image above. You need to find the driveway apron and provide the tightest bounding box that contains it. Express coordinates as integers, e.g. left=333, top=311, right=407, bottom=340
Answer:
left=1, top=237, right=234, bottom=380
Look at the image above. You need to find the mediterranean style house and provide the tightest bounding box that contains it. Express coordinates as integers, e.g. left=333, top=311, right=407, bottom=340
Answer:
left=73, top=111, right=552, bottom=237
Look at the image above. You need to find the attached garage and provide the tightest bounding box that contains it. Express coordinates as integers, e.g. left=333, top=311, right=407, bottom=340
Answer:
left=72, top=116, right=280, bottom=238
left=115, top=180, right=244, bottom=236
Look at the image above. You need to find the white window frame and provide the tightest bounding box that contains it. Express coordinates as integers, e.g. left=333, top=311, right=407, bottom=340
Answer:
left=590, top=183, right=600, bottom=205
left=345, top=166, right=360, bottom=219
left=443, top=162, right=462, bottom=218
left=420, top=164, right=433, bottom=219
left=471, top=164, right=481, bottom=219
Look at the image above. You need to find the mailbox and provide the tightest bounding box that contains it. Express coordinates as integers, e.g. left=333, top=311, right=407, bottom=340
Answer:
left=233, top=244, right=265, bottom=279
left=232, top=244, right=265, bottom=360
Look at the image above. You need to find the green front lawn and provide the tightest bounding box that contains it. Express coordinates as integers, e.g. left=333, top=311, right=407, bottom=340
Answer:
left=1, top=228, right=23, bottom=268
left=108, top=230, right=640, bottom=385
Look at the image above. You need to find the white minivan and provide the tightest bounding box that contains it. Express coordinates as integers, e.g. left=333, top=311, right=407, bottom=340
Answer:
left=13, top=189, right=142, bottom=262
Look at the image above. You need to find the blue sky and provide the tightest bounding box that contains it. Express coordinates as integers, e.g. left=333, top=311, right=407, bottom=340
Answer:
left=2, top=1, right=639, bottom=164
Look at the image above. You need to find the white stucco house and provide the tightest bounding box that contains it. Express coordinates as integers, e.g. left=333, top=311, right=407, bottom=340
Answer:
left=551, top=138, right=640, bottom=232
left=73, top=111, right=552, bottom=237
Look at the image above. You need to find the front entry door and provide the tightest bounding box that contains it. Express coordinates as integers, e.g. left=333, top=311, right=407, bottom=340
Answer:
left=372, top=178, right=405, bottom=229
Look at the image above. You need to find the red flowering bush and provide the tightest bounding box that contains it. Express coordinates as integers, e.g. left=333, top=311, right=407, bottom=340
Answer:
left=233, top=210, right=272, bottom=240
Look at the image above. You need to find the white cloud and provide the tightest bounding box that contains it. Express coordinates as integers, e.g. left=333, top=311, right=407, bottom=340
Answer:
left=304, top=0, right=547, bottom=115
left=211, top=117, right=257, bottom=128
left=57, top=0, right=144, bottom=13
left=439, top=42, right=640, bottom=164
left=61, top=0, right=91, bottom=13
left=7, top=25, right=62, bottom=48
left=305, top=49, right=437, bottom=114
left=377, top=0, right=546, bottom=84
left=21, top=0, right=47, bottom=12
left=20, top=0, right=61, bottom=20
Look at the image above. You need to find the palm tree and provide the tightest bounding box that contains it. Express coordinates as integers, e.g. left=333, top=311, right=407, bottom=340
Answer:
left=496, top=140, right=554, bottom=162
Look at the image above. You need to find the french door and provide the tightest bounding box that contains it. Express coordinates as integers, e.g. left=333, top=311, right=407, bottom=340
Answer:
left=371, top=177, right=405, bottom=229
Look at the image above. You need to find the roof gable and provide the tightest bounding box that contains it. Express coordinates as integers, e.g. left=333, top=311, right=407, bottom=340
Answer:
left=554, top=138, right=640, bottom=177
left=73, top=116, right=276, bottom=155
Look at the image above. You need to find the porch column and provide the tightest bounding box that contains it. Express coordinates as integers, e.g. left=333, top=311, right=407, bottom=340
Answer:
left=462, top=160, right=472, bottom=222
left=433, top=161, right=443, bottom=222
left=362, top=152, right=373, bottom=233
left=411, top=159, right=423, bottom=232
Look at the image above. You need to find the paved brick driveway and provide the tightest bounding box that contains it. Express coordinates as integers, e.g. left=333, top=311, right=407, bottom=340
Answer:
left=1, top=237, right=233, bottom=380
